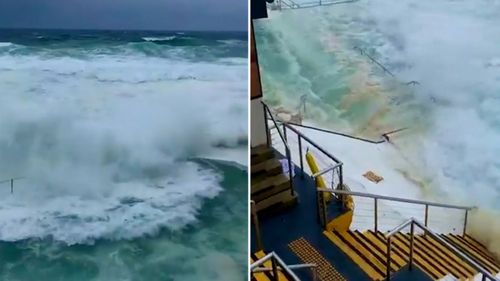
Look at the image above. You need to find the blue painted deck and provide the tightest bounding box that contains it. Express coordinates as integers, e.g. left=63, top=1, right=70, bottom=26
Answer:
left=251, top=166, right=432, bottom=281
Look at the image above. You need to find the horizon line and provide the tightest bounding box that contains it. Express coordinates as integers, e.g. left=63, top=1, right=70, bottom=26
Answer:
left=0, top=26, right=247, bottom=33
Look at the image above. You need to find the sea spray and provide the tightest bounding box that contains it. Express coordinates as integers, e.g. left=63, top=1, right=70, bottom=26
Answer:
left=469, top=209, right=500, bottom=260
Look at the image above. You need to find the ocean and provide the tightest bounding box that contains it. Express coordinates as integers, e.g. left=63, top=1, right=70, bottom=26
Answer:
left=0, top=29, right=247, bottom=280
left=254, top=0, right=500, bottom=255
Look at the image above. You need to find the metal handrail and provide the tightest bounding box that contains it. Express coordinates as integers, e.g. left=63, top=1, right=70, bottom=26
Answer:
left=262, top=101, right=295, bottom=196
left=385, top=218, right=499, bottom=281
left=317, top=188, right=474, bottom=211
left=253, top=263, right=317, bottom=272
left=353, top=46, right=420, bottom=86
left=251, top=252, right=314, bottom=281
left=317, top=188, right=473, bottom=234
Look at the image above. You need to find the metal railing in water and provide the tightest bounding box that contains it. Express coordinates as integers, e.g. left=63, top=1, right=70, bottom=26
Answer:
left=250, top=251, right=318, bottom=281
left=282, top=121, right=407, bottom=144
left=316, top=188, right=474, bottom=235
left=271, top=0, right=359, bottom=10
left=0, top=177, right=24, bottom=194
left=353, top=46, right=420, bottom=86
left=262, top=101, right=295, bottom=196
left=386, top=218, right=499, bottom=281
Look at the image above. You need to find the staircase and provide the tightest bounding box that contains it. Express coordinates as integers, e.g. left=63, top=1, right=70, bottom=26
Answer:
left=251, top=144, right=297, bottom=214
left=324, top=230, right=500, bottom=280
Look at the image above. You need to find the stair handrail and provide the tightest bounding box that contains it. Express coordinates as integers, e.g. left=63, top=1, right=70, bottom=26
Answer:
left=250, top=252, right=303, bottom=281
left=261, top=101, right=295, bottom=196
left=385, top=218, right=499, bottom=281
left=317, top=188, right=474, bottom=235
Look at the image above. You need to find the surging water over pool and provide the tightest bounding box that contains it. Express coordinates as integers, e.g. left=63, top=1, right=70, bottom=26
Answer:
left=254, top=0, right=500, bottom=256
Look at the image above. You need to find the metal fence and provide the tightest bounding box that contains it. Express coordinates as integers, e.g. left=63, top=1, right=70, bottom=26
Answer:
left=316, top=188, right=474, bottom=235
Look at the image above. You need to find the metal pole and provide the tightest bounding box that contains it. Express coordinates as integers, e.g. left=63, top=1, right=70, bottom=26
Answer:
left=298, top=135, right=304, bottom=177
left=424, top=204, right=429, bottom=227
left=313, top=267, right=318, bottom=281
left=463, top=209, right=469, bottom=236
left=283, top=123, right=288, bottom=142
left=263, top=106, right=270, bottom=147
left=374, top=198, right=378, bottom=232
left=386, top=236, right=392, bottom=280
left=409, top=222, right=414, bottom=270
left=339, top=165, right=344, bottom=188
left=10, top=179, right=13, bottom=194
left=287, top=149, right=294, bottom=196
left=271, top=257, right=279, bottom=281
left=251, top=201, right=264, bottom=251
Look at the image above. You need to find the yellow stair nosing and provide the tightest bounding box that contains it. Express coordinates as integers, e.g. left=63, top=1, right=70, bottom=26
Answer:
left=390, top=233, right=445, bottom=280
left=339, top=231, right=391, bottom=275
left=395, top=233, right=452, bottom=278
left=361, top=230, right=408, bottom=269
left=420, top=235, right=477, bottom=277
left=324, top=231, right=384, bottom=281
left=464, top=234, right=496, bottom=257
left=410, top=235, right=470, bottom=280
left=444, top=235, right=500, bottom=273
left=454, top=234, right=500, bottom=266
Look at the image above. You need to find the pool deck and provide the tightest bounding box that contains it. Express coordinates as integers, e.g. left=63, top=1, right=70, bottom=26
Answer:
left=251, top=166, right=431, bottom=281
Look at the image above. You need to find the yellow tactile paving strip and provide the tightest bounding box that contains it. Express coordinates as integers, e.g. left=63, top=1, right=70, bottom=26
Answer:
left=288, top=237, right=347, bottom=281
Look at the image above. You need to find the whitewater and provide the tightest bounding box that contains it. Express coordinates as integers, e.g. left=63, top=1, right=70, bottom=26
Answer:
left=254, top=0, right=500, bottom=257
left=0, top=29, right=247, bottom=280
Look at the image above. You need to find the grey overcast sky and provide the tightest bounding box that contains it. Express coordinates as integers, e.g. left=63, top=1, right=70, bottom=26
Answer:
left=0, top=0, right=247, bottom=31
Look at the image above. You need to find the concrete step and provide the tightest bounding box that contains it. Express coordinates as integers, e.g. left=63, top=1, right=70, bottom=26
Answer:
left=252, top=173, right=290, bottom=197
left=254, top=189, right=297, bottom=214
left=251, top=158, right=282, bottom=180
left=251, top=145, right=275, bottom=165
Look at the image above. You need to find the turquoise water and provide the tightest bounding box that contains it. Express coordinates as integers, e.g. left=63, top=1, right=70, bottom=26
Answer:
left=0, top=162, right=247, bottom=281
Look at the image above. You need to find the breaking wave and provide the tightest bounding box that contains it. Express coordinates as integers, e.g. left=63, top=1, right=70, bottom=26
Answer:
left=0, top=30, right=247, bottom=245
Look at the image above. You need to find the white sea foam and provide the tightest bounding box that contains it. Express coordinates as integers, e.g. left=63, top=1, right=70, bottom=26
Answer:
left=0, top=46, right=247, bottom=244
left=142, top=36, right=177, bottom=42
left=0, top=42, right=13, bottom=47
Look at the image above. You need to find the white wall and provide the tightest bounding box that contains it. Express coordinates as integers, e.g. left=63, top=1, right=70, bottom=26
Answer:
left=251, top=98, right=268, bottom=147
